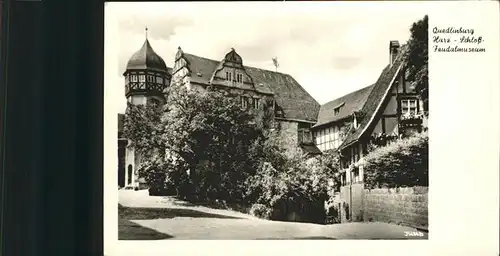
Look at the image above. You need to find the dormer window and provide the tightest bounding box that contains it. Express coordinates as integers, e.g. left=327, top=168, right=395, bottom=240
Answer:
left=333, top=102, right=345, bottom=116
left=334, top=107, right=341, bottom=116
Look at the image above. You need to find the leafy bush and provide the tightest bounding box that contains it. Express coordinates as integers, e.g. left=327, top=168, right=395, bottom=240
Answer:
left=249, top=204, right=272, bottom=219
left=245, top=148, right=333, bottom=223
left=325, top=202, right=341, bottom=224
left=363, top=132, right=428, bottom=189
left=148, top=186, right=176, bottom=196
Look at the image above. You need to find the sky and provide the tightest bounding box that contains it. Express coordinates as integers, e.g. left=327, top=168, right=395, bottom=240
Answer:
left=105, top=2, right=429, bottom=114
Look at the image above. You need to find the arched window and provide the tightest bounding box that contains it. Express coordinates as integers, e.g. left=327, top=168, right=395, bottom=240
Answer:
left=127, top=165, right=133, bottom=184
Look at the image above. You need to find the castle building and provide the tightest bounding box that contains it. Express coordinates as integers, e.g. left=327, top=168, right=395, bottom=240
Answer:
left=117, top=35, right=321, bottom=188
left=117, top=34, right=428, bottom=199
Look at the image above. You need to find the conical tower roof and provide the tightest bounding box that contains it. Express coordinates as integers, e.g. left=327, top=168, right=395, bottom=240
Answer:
left=125, top=38, right=167, bottom=73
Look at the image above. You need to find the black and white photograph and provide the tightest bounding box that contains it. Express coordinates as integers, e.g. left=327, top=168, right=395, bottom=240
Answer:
left=0, top=0, right=498, bottom=255
left=105, top=2, right=430, bottom=242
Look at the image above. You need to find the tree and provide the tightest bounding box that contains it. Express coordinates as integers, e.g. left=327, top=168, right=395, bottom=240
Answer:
left=405, top=15, right=429, bottom=115
left=123, top=85, right=274, bottom=202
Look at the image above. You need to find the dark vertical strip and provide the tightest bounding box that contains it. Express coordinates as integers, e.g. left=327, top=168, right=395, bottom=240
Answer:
left=0, top=0, right=8, bottom=254
left=402, top=74, right=406, bottom=94
left=397, top=97, right=401, bottom=116
left=2, top=1, right=43, bottom=255
left=43, top=0, right=77, bottom=253
left=42, top=0, right=104, bottom=253
left=75, top=0, right=104, bottom=254
left=0, top=1, right=8, bottom=254
left=382, top=117, right=386, bottom=133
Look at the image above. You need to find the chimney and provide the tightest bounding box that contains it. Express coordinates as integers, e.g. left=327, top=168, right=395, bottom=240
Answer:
left=389, top=40, right=400, bottom=66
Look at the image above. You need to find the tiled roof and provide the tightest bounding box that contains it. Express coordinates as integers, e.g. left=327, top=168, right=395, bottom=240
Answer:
left=182, top=53, right=320, bottom=122
left=300, top=143, right=322, bottom=155
left=312, top=84, right=374, bottom=129
left=340, top=46, right=407, bottom=149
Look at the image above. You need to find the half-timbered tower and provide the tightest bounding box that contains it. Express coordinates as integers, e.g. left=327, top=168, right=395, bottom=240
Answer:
left=118, top=32, right=171, bottom=188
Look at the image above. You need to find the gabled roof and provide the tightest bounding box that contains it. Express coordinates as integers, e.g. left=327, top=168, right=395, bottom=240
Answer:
left=339, top=46, right=407, bottom=149
left=181, top=52, right=320, bottom=122
left=312, top=84, right=374, bottom=129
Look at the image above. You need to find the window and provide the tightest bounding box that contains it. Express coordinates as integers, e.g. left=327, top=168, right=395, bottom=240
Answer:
left=130, top=75, right=138, bottom=82
left=156, top=76, right=163, bottom=84
left=139, top=75, right=145, bottom=82
left=226, top=71, right=232, bottom=81
left=334, top=107, right=341, bottom=115
left=241, top=96, right=248, bottom=109
left=304, top=131, right=311, bottom=143
left=298, top=123, right=312, bottom=144
left=333, top=103, right=345, bottom=116
left=147, top=75, right=154, bottom=82
left=401, top=99, right=418, bottom=115
left=236, top=73, right=243, bottom=83
left=252, top=98, right=260, bottom=109
left=314, top=125, right=344, bottom=151
left=334, top=126, right=340, bottom=148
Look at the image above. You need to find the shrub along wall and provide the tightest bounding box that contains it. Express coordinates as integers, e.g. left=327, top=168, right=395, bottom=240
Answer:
left=363, top=186, right=428, bottom=229
left=363, top=132, right=428, bottom=189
